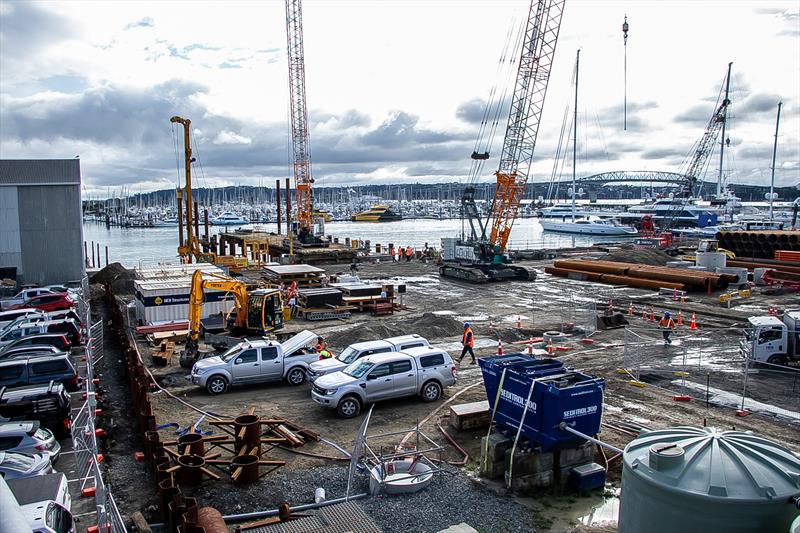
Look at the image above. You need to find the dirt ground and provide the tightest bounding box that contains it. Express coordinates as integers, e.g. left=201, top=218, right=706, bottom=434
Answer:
left=101, top=255, right=800, bottom=532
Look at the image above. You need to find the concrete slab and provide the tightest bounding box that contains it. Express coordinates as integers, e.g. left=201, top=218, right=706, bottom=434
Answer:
left=449, top=400, right=491, bottom=430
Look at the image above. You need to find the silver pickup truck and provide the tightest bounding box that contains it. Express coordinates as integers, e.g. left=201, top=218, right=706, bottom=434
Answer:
left=190, top=330, right=318, bottom=394
left=307, top=334, right=430, bottom=383
left=311, top=346, right=457, bottom=418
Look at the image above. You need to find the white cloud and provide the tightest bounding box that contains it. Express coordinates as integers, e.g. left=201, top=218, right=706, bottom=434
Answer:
left=213, top=130, right=252, bottom=145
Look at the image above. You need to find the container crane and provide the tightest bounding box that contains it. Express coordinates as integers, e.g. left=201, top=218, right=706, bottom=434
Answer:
left=441, top=0, right=565, bottom=283
left=285, top=0, right=327, bottom=247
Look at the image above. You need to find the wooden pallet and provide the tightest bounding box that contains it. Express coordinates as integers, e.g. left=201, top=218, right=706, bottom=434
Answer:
left=152, top=341, right=175, bottom=366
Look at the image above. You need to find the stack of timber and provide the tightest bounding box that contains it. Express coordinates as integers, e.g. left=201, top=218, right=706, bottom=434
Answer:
left=545, top=259, right=736, bottom=292
left=331, top=282, right=395, bottom=315
left=716, top=230, right=800, bottom=259
left=295, top=287, right=353, bottom=321
left=262, top=264, right=326, bottom=288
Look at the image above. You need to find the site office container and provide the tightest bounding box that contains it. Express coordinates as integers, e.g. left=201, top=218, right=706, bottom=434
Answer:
left=479, top=355, right=604, bottom=450
left=133, top=279, right=234, bottom=325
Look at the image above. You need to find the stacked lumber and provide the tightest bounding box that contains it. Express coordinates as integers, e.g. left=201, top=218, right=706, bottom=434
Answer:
left=296, top=288, right=343, bottom=309
left=262, top=264, right=326, bottom=288
left=152, top=341, right=175, bottom=366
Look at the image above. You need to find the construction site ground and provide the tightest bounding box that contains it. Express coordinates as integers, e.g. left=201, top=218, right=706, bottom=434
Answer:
left=97, top=255, right=800, bottom=532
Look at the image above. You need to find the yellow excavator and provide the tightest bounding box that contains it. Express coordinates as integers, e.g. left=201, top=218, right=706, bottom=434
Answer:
left=181, top=270, right=284, bottom=367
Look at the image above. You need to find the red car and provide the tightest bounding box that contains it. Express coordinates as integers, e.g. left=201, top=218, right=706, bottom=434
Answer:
left=11, top=293, right=74, bottom=313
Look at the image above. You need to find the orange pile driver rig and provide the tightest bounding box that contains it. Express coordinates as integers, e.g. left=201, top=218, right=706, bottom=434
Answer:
left=440, top=0, right=565, bottom=283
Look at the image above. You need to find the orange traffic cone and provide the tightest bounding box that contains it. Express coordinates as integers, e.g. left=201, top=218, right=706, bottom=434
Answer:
left=497, top=339, right=504, bottom=356
left=488, top=320, right=494, bottom=334
left=689, top=312, right=697, bottom=330
left=527, top=337, right=534, bottom=356
left=642, top=306, right=647, bottom=320
left=547, top=338, right=554, bottom=354
left=672, top=288, right=677, bottom=301
left=516, top=316, right=522, bottom=329
left=677, top=310, right=683, bottom=326
left=627, top=303, right=634, bottom=316
left=607, top=299, right=614, bottom=314
left=680, top=294, right=685, bottom=305
left=649, top=308, right=656, bottom=322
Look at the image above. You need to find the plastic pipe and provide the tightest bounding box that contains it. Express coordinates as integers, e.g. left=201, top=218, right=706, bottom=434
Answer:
left=559, top=423, right=624, bottom=454
left=221, top=493, right=368, bottom=522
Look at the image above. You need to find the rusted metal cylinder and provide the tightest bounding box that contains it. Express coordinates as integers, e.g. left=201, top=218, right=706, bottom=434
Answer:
left=155, top=457, right=171, bottom=481
left=176, top=455, right=206, bottom=486
left=553, top=260, right=629, bottom=276
left=728, top=259, right=800, bottom=274
left=626, top=268, right=714, bottom=289
left=544, top=266, right=604, bottom=282
left=234, top=414, right=261, bottom=454
left=145, top=430, right=159, bottom=463
left=230, top=454, right=260, bottom=484
left=158, top=478, right=180, bottom=523
left=599, top=274, right=684, bottom=291
left=195, top=507, right=227, bottom=533
left=178, top=433, right=205, bottom=456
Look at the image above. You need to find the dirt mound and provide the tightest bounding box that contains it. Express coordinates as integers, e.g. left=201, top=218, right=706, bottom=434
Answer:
left=90, top=262, right=136, bottom=295
left=328, top=312, right=463, bottom=349
left=606, top=246, right=673, bottom=266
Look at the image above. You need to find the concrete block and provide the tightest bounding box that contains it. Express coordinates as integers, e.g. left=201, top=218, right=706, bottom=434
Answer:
left=481, top=433, right=512, bottom=463
left=558, top=441, right=594, bottom=467
left=504, top=469, right=554, bottom=494
left=480, top=459, right=507, bottom=480
left=504, top=448, right=554, bottom=477
left=449, top=400, right=491, bottom=431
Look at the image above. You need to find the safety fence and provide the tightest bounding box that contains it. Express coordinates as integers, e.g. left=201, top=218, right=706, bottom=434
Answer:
left=622, top=325, right=800, bottom=423
left=559, top=295, right=597, bottom=337
left=72, top=289, right=128, bottom=532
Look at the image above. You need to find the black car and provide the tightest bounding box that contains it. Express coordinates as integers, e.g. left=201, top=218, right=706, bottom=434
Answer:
left=0, top=333, right=72, bottom=354
left=0, top=355, right=79, bottom=391
left=0, top=382, right=72, bottom=438
left=0, top=345, right=63, bottom=361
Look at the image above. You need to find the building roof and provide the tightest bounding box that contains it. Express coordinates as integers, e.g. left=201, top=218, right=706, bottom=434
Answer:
left=0, top=159, right=81, bottom=186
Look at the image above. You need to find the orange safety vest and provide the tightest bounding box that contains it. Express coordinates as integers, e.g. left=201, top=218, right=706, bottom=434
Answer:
left=659, top=317, right=675, bottom=329
left=462, top=327, right=474, bottom=347
left=405, top=247, right=412, bottom=257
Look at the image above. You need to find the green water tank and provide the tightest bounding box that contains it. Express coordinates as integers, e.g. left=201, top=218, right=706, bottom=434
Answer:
left=619, top=426, right=800, bottom=533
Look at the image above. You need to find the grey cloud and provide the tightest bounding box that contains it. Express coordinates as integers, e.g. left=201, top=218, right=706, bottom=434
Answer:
left=312, top=109, right=371, bottom=129
left=0, top=3, right=76, bottom=60
left=361, top=111, right=467, bottom=148
left=641, top=147, right=687, bottom=160
left=738, top=93, right=783, bottom=115
left=673, top=103, right=717, bottom=125
left=125, top=17, right=154, bottom=30
left=455, top=98, right=487, bottom=124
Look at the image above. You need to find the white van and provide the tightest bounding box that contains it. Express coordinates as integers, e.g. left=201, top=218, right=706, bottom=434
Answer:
left=8, top=472, right=73, bottom=532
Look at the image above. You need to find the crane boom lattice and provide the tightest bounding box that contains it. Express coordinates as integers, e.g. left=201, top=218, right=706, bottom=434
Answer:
left=489, top=0, right=565, bottom=252
left=286, top=0, right=313, bottom=233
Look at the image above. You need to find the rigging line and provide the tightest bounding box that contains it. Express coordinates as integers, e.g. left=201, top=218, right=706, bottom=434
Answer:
left=172, top=123, right=182, bottom=189
left=190, top=129, right=208, bottom=198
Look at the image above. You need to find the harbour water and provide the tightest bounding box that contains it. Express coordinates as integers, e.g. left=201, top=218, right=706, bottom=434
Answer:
left=83, top=218, right=636, bottom=268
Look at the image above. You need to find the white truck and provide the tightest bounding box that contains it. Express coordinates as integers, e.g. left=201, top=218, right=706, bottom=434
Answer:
left=307, top=334, right=430, bottom=383
left=311, top=347, right=457, bottom=418
left=740, top=310, right=800, bottom=366
left=190, top=330, right=319, bottom=394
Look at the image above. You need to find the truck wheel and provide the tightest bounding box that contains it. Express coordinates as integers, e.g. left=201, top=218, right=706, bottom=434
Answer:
left=206, top=376, right=228, bottom=395
left=421, top=381, right=442, bottom=402
left=286, top=367, right=306, bottom=386
left=767, top=355, right=787, bottom=366
left=337, top=396, right=362, bottom=418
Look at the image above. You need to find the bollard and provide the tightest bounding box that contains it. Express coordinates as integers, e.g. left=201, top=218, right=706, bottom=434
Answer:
left=233, top=414, right=262, bottom=455
left=496, top=339, right=504, bottom=356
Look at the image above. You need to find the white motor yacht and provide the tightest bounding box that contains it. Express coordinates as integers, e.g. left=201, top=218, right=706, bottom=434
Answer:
left=540, top=216, right=638, bottom=235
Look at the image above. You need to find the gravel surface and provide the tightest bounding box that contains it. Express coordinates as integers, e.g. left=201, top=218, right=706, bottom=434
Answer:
left=193, top=464, right=537, bottom=532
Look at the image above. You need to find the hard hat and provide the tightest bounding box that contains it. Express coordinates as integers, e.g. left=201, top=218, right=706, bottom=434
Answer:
left=664, top=312, right=671, bottom=318
left=464, top=322, right=470, bottom=328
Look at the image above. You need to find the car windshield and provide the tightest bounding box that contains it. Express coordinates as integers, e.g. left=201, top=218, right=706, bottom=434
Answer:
left=3, top=453, right=35, bottom=469
left=337, top=347, right=358, bottom=364
left=343, top=360, right=373, bottom=378
left=222, top=346, right=244, bottom=362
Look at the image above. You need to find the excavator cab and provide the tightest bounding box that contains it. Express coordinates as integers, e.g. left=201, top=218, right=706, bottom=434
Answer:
left=244, top=289, right=283, bottom=333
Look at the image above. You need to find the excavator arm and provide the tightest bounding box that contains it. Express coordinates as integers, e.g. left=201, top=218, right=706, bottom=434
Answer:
left=186, top=270, right=250, bottom=358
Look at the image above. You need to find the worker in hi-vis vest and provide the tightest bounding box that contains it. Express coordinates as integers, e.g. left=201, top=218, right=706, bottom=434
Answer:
left=460, top=322, right=476, bottom=364
left=659, top=312, right=676, bottom=345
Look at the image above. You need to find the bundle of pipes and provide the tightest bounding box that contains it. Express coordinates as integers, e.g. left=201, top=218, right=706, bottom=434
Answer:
left=549, top=260, right=736, bottom=292
left=725, top=258, right=800, bottom=275
left=715, top=230, right=800, bottom=260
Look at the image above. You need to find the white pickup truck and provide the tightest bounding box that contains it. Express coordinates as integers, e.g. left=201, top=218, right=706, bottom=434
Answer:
left=190, top=330, right=319, bottom=394
left=311, top=347, right=457, bottom=418
left=307, top=334, right=430, bottom=383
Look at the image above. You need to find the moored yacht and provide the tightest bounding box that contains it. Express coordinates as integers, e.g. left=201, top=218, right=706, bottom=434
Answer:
left=211, top=212, right=250, bottom=226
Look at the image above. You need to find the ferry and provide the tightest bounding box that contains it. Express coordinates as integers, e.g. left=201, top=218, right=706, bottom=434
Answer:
left=312, top=209, right=332, bottom=223
left=351, top=205, right=403, bottom=222
left=211, top=212, right=250, bottom=226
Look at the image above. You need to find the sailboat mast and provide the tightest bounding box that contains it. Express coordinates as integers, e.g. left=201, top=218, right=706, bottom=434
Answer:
left=572, top=49, right=579, bottom=223
left=769, top=101, right=782, bottom=221
left=716, top=62, right=732, bottom=197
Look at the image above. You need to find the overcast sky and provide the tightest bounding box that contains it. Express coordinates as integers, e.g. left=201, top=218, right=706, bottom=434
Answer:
left=1, top=0, right=798, bottom=196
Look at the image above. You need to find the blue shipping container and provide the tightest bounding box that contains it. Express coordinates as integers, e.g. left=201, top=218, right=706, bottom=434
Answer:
left=479, top=356, right=604, bottom=450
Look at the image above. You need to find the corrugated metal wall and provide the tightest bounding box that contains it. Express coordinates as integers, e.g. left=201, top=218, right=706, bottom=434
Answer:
left=0, top=187, right=22, bottom=276
left=17, top=184, right=84, bottom=285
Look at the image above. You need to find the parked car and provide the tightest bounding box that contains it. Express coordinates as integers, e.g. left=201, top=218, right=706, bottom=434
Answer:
left=45, top=309, right=84, bottom=328
left=0, top=421, right=61, bottom=460
left=0, top=334, right=72, bottom=356
left=0, top=309, right=46, bottom=329
left=9, top=293, right=74, bottom=313
left=307, top=334, right=430, bottom=383
left=311, top=347, right=457, bottom=418
left=0, top=346, right=64, bottom=361
left=0, top=355, right=79, bottom=391
left=0, top=383, right=72, bottom=439
left=0, top=288, right=57, bottom=311
left=0, top=451, right=53, bottom=480
left=190, top=330, right=318, bottom=394
left=0, top=320, right=81, bottom=348
left=9, top=472, right=74, bottom=533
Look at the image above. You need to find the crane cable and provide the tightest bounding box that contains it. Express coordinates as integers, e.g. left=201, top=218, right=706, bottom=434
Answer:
left=545, top=61, right=578, bottom=202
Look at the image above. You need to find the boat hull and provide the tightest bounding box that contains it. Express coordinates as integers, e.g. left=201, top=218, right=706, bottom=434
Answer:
left=540, top=220, right=638, bottom=235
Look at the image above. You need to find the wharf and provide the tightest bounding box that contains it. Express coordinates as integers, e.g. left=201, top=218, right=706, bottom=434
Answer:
left=214, top=230, right=357, bottom=264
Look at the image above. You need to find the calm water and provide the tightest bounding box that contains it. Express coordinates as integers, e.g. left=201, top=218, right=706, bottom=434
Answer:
left=82, top=218, right=631, bottom=268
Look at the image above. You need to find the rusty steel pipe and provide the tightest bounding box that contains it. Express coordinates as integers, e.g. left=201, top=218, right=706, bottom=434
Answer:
left=553, top=260, right=630, bottom=276
left=625, top=268, right=717, bottom=289
left=599, top=273, right=685, bottom=291
left=196, top=507, right=227, bottom=533
left=544, top=266, right=604, bottom=282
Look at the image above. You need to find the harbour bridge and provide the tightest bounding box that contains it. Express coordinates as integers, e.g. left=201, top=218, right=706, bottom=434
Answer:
left=577, top=171, right=688, bottom=187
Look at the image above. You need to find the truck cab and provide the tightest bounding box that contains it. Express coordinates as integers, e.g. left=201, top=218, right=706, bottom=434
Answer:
left=741, top=311, right=799, bottom=365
